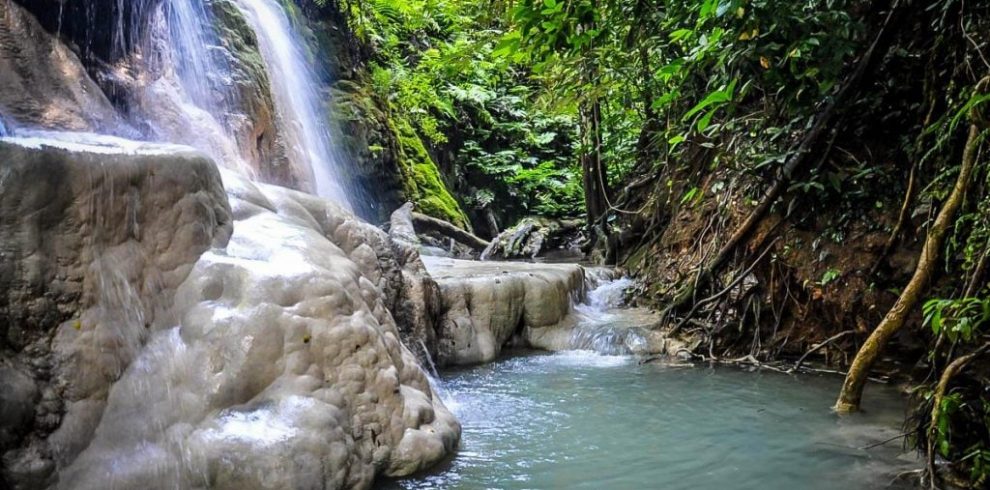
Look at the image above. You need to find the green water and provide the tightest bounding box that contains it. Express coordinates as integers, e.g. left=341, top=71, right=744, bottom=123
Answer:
left=388, top=350, right=915, bottom=489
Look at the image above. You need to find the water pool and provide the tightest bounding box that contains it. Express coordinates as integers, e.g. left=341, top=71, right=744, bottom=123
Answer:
left=387, top=350, right=916, bottom=489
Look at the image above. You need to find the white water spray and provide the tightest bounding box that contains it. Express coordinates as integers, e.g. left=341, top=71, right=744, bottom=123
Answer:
left=417, top=339, right=459, bottom=412
left=232, top=0, right=352, bottom=209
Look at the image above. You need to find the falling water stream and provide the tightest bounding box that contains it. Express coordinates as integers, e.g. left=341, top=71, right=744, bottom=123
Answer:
left=20, top=0, right=354, bottom=209
left=232, top=0, right=352, bottom=209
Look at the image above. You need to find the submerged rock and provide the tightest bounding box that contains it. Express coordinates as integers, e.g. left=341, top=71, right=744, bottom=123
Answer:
left=0, top=136, right=458, bottom=489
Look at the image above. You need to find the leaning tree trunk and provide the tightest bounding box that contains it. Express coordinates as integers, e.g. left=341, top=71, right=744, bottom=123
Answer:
left=661, top=0, right=906, bottom=314
left=834, top=122, right=983, bottom=413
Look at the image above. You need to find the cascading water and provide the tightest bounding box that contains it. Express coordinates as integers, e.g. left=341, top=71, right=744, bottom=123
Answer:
left=231, top=0, right=353, bottom=209
left=581, top=276, right=634, bottom=313
left=20, top=0, right=358, bottom=209
left=417, top=339, right=459, bottom=412
left=565, top=276, right=659, bottom=355
left=130, top=0, right=257, bottom=178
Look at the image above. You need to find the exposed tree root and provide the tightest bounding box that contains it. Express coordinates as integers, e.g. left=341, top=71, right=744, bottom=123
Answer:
left=869, top=162, right=917, bottom=277
left=669, top=237, right=780, bottom=335
left=411, top=211, right=490, bottom=251
left=791, top=330, right=856, bottom=372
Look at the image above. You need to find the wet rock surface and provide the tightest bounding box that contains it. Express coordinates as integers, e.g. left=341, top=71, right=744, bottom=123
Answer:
left=0, top=0, right=128, bottom=134
left=0, top=137, right=458, bottom=489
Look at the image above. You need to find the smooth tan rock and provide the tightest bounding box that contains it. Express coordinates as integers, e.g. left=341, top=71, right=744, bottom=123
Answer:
left=423, top=257, right=586, bottom=365
left=0, top=0, right=127, bottom=134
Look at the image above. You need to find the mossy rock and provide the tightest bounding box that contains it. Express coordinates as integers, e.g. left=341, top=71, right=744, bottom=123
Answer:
left=483, top=217, right=584, bottom=259
left=392, top=118, right=469, bottom=229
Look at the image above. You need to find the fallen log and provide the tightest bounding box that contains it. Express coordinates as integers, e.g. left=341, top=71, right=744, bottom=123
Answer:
left=411, top=212, right=490, bottom=252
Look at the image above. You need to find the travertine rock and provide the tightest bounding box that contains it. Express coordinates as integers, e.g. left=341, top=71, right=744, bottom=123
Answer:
left=423, top=257, right=586, bottom=365
left=0, top=136, right=458, bottom=489
left=0, top=135, right=231, bottom=488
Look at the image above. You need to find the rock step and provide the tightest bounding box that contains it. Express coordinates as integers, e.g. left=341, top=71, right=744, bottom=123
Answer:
left=422, top=256, right=587, bottom=366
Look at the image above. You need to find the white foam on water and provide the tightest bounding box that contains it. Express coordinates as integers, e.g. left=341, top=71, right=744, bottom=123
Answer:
left=541, top=350, right=632, bottom=368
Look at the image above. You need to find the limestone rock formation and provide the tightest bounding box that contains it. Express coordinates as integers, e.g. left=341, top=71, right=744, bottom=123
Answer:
left=0, top=136, right=458, bottom=489
left=0, top=0, right=128, bottom=134
left=423, top=257, right=586, bottom=365
left=0, top=135, right=231, bottom=488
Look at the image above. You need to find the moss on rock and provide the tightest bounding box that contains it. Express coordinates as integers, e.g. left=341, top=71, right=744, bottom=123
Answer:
left=392, top=117, right=469, bottom=229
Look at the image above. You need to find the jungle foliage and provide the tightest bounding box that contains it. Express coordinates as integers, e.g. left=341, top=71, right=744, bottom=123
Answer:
left=316, top=0, right=990, bottom=485
left=331, top=0, right=585, bottom=234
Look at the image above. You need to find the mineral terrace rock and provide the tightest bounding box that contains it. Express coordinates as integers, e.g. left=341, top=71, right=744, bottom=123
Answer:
left=423, top=256, right=586, bottom=365
left=0, top=136, right=458, bottom=489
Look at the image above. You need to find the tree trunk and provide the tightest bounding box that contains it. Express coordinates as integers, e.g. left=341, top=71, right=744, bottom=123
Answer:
left=581, top=99, right=609, bottom=227
left=411, top=212, right=490, bottom=252
left=579, top=9, right=608, bottom=229
left=835, top=123, right=983, bottom=413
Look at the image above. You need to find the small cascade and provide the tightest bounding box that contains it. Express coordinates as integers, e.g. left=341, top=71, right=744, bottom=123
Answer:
left=582, top=266, right=617, bottom=290
left=417, top=340, right=459, bottom=412
left=0, top=115, right=8, bottom=137
left=585, top=276, right=634, bottom=311
left=232, top=0, right=353, bottom=210
left=574, top=275, right=633, bottom=318
left=556, top=275, right=662, bottom=356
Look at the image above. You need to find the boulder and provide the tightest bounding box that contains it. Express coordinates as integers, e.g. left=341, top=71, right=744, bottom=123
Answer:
left=423, top=257, right=586, bottom=365
left=482, top=217, right=585, bottom=260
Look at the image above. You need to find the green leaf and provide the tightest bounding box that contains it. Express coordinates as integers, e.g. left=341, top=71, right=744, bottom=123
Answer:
left=683, top=79, right=737, bottom=120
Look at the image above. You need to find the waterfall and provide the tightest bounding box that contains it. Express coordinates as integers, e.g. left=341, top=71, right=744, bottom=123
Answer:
left=26, top=0, right=357, bottom=210
left=417, top=339, right=459, bottom=412
left=231, top=0, right=353, bottom=210
left=159, top=0, right=233, bottom=112
left=112, top=0, right=257, bottom=179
